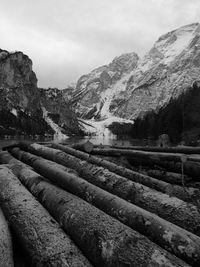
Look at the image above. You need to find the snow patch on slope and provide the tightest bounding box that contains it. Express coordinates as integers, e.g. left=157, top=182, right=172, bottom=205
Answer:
left=41, top=107, right=68, bottom=141
left=80, top=116, right=133, bottom=143
left=157, top=24, right=197, bottom=65
left=100, top=72, right=132, bottom=118
left=11, top=108, right=17, bottom=117
left=136, top=23, right=198, bottom=73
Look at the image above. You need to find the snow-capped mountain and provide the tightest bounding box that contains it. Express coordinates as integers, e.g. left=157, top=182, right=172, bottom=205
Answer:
left=116, top=22, right=200, bottom=119
left=72, top=23, right=200, bottom=133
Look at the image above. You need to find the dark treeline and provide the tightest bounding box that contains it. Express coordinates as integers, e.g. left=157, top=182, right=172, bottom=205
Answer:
left=109, top=82, right=200, bottom=145
left=0, top=109, right=52, bottom=136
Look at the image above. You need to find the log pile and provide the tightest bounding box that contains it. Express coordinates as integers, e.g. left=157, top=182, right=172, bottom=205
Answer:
left=51, top=143, right=200, bottom=205
left=0, top=165, right=91, bottom=267
left=1, top=141, right=200, bottom=266
left=0, top=153, right=189, bottom=266
left=13, top=144, right=200, bottom=233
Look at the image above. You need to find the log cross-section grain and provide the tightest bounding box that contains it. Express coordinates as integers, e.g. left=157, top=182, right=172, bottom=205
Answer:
left=71, top=141, right=94, bottom=153
left=50, top=143, right=200, bottom=205
left=0, top=165, right=92, bottom=267
left=18, top=143, right=200, bottom=236
left=3, top=150, right=200, bottom=265
left=0, top=208, right=14, bottom=267
left=0, top=154, right=191, bottom=267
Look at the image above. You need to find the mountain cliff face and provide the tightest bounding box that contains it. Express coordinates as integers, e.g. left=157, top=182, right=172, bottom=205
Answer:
left=71, top=52, right=139, bottom=119
left=0, top=49, right=81, bottom=137
left=2, top=22, right=199, bottom=138
left=39, top=87, right=81, bottom=136
left=0, top=49, right=46, bottom=136
left=0, top=49, right=38, bottom=110
left=72, top=23, right=200, bottom=134
left=116, top=22, right=200, bottom=119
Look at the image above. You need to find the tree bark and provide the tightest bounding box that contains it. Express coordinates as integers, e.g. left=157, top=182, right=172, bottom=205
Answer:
left=1, top=151, right=192, bottom=266
left=0, top=165, right=92, bottom=267
left=0, top=208, right=14, bottom=267
left=50, top=143, right=200, bottom=203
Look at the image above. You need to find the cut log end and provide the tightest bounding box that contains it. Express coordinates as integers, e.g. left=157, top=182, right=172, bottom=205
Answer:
left=72, top=141, right=94, bottom=153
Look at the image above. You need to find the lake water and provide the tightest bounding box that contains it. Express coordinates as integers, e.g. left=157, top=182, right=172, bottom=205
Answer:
left=0, top=135, right=155, bottom=150
left=0, top=137, right=52, bottom=150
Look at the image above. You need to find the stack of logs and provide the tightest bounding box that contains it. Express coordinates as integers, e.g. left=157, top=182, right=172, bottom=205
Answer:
left=0, top=141, right=200, bottom=266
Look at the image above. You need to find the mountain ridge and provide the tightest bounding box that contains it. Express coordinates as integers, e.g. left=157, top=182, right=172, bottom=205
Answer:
left=1, top=22, right=200, bottom=139
left=71, top=22, right=200, bottom=135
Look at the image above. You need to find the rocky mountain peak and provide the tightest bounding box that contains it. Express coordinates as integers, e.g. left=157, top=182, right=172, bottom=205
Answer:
left=116, top=22, right=200, bottom=120
left=0, top=49, right=82, bottom=137
left=71, top=52, right=139, bottom=120
left=0, top=49, right=37, bottom=89
left=154, top=23, right=199, bottom=64
left=135, top=23, right=199, bottom=75
left=109, top=52, right=139, bottom=73
left=0, top=49, right=39, bottom=114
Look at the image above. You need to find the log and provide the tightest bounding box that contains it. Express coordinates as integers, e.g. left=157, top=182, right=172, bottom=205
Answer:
left=0, top=208, right=14, bottom=267
left=1, top=152, right=192, bottom=266
left=50, top=143, right=200, bottom=207
left=71, top=141, right=94, bottom=153
left=94, top=155, right=134, bottom=169
left=95, top=156, right=193, bottom=186
left=0, top=151, right=33, bottom=169
left=142, top=169, right=192, bottom=185
left=2, top=142, right=31, bottom=152
left=10, top=145, right=200, bottom=237
left=0, top=165, right=92, bottom=267
left=127, top=156, right=200, bottom=180
left=91, top=148, right=200, bottom=180
left=108, top=145, right=200, bottom=154
left=91, top=147, right=197, bottom=163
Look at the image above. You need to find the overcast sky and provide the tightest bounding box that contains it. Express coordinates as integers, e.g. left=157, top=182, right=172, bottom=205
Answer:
left=0, top=0, right=199, bottom=88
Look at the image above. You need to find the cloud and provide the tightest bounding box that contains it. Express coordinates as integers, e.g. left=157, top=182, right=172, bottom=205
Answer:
left=0, top=0, right=199, bottom=88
